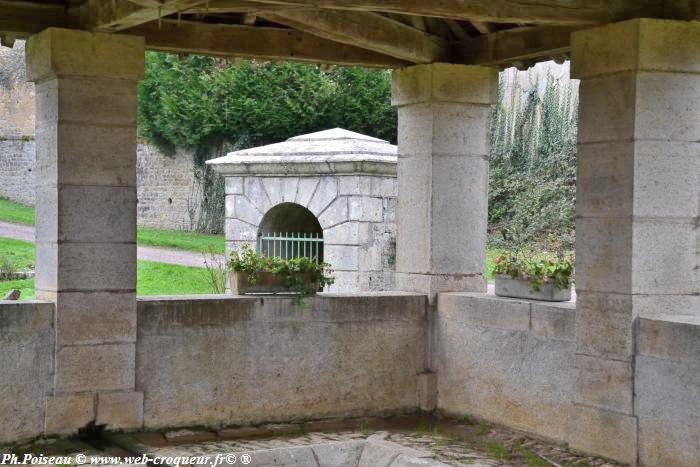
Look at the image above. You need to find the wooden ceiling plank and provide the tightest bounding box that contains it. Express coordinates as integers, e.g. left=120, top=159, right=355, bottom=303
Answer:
left=259, top=9, right=449, bottom=63
left=126, top=19, right=409, bottom=67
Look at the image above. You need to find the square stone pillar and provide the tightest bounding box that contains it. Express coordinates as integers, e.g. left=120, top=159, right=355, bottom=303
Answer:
left=26, top=28, right=145, bottom=434
left=391, top=64, right=497, bottom=300
left=570, top=19, right=700, bottom=464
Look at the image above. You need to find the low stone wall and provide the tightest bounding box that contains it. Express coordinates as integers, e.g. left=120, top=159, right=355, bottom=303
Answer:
left=433, top=293, right=575, bottom=443
left=136, top=293, right=427, bottom=429
left=636, top=315, right=700, bottom=466
left=0, top=301, right=54, bottom=443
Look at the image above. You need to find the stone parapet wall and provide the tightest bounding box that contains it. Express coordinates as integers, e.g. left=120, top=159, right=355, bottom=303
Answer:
left=136, top=293, right=427, bottom=429
left=433, top=293, right=575, bottom=443
left=0, top=301, right=55, bottom=444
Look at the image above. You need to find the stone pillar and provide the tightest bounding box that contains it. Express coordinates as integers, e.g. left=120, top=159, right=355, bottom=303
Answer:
left=26, top=28, right=145, bottom=434
left=570, top=19, right=700, bottom=464
left=391, top=64, right=497, bottom=299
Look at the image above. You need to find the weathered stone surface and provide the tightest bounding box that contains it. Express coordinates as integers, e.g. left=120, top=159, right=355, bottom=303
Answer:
left=0, top=302, right=54, bottom=442
left=571, top=19, right=700, bottom=79
left=416, top=372, right=437, bottom=412
left=574, top=354, right=634, bottom=414
left=96, top=391, right=143, bottom=430
left=45, top=393, right=95, bottom=435
left=637, top=315, right=700, bottom=362
left=136, top=295, right=425, bottom=429
left=225, top=176, right=244, bottom=195
left=325, top=245, right=359, bottom=270
left=434, top=293, right=574, bottom=442
left=311, top=441, right=365, bottom=467
left=575, top=292, right=634, bottom=361
left=55, top=343, right=135, bottom=393
left=26, top=28, right=145, bottom=82
left=530, top=302, right=575, bottom=341
left=569, top=404, right=637, bottom=465
left=318, top=196, right=348, bottom=228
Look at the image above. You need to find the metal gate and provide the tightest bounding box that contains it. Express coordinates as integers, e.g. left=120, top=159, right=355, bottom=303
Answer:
left=257, top=232, right=324, bottom=262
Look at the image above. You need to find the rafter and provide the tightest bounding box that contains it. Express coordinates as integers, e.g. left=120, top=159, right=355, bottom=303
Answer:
left=126, top=19, right=408, bottom=67
left=248, top=1, right=609, bottom=26
left=260, top=9, right=449, bottom=63
left=89, top=0, right=208, bottom=31
left=0, top=0, right=72, bottom=38
left=455, top=25, right=577, bottom=68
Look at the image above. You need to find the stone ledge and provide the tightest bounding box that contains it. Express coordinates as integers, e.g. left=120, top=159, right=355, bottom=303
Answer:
left=637, top=315, right=700, bottom=363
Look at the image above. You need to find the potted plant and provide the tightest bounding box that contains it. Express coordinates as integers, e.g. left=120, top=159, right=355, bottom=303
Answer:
left=228, top=244, right=335, bottom=305
left=493, top=252, right=574, bottom=302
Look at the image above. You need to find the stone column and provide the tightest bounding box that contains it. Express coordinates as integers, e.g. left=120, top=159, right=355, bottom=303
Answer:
left=570, top=19, right=700, bottom=464
left=391, top=64, right=497, bottom=299
left=26, top=28, right=145, bottom=434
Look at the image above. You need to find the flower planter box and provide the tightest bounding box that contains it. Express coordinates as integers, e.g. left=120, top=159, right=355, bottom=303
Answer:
left=230, top=271, right=318, bottom=295
left=494, top=275, right=571, bottom=302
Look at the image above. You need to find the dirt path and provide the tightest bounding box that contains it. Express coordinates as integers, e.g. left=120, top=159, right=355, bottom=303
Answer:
left=0, top=220, right=223, bottom=268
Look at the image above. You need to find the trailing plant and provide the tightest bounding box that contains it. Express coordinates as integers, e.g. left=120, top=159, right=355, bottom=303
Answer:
left=228, top=244, right=335, bottom=306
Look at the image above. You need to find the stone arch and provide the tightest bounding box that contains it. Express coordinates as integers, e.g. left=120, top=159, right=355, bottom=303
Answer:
left=258, top=202, right=324, bottom=261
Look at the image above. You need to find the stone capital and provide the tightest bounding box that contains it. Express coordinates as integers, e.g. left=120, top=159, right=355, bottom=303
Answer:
left=571, top=19, right=700, bottom=79
left=26, top=28, right=145, bottom=83
left=391, top=63, right=498, bottom=107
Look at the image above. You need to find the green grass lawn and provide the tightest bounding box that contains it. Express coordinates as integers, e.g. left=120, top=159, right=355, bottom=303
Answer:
left=0, top=198, right=35, bottom=225
left=0, top=238, right=216, bottom=300
left=0, top=198, right=225, bottom=254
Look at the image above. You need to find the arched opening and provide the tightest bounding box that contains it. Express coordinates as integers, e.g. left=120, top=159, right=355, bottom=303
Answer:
left=257, top=203, right=323, bottom=262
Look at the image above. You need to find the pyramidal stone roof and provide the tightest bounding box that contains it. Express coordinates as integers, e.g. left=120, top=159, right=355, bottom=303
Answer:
left=207, top=128, right=397, bottom=176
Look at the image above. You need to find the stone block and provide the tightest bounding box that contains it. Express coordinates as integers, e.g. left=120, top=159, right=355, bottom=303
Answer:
left=576, top=142, right=634, bottom=218
left=637, top=316, right=700, bottom=363
left=51, top=291, right=137, bottom=346
left=225, top=218, right=259, bottom=242
left=438, top=293, right=530, bottom=331
left=327, top=270, right=360, bottom=292
left=370, top=176, right=396, bottom=198
left=243, top=178, right=272, bottom=214
left=45, top=393, right=95, bottom=435
left=574, top=354, right=634, bottom=414
left=311, top=441, right=365, bottom=467
left=359, top=246, right=382, bottom=272
left=633, top=294, right=700, bottom=318
left=324, top=244, right=359, bottom=271
left=323, top=222, right=361, bottom=245
left=55, top=343, right=135, bottom=393
left=431, top=155, right=487, bottom=274
left=391, top=63, right=497, bottom=106
left=96, top=391, right=143, bottom=430
left=40, top=243, right=136, bottom=292
left=338, top=175, right=371, bottom=195
left=295, top=177, right=319, bottom=207
left=35, top=77, right=138, bottom=127
left=575, top=291, right=634, bottom=361
left=36, top=186, right=136, bottom=243
left=227, top=195, right=263, bottom=226
left=261, top=177, right=298, bottom=206
left=224, top=176, right=244, bottom=195
left=577, top=73, right=636, bottom=144
left=396, top=273, right=485, bottom=301
left=307, top=177, right=338, bottom=216
left=318, top=196, right=348, bottom=229
left=569, top=404, right=637, bottom=465
left=635, top=72, right=700, bottom=142
left=26, top=28, right=145, bottom=82
left=432, top=104, right=491, bottom=157
left=631, top=220, right=699, bottom=295
left=395, top=156, right=431, bottom=274
left=530, top=302, right=575, bottom=342
left=571, top=19, right=700, bottom=79
left=348, top=196, right=383, bottom=222
left=633, top=141, right=700, bottom=218
left=36, top=123, right=137, bottom=187
left=575, top=218, right=632, bottom=294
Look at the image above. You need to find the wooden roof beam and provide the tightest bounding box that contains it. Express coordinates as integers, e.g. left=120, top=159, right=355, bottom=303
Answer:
left=0, top=0, right=72, bottom=38
left=89, top=0, right=209, bottom=31
left=259, top=9, right=449, bottom=63
left=249, top=1, right=609, bottom=26
left=126, top=19, right=409, bottom=67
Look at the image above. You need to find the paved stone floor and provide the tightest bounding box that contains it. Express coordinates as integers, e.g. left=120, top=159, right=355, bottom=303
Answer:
left=6, top=416, right=620, bottom=466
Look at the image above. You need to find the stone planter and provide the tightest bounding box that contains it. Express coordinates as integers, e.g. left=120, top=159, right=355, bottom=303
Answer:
left=494, top=275, right=571, bottom=302
left=230, top=271, right=318, bottom=295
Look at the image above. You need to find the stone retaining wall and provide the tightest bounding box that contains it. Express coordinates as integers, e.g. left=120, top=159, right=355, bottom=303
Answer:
left=135, top=293, right=427, bottom=429
left=433, top=293, right=576, bottom=443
